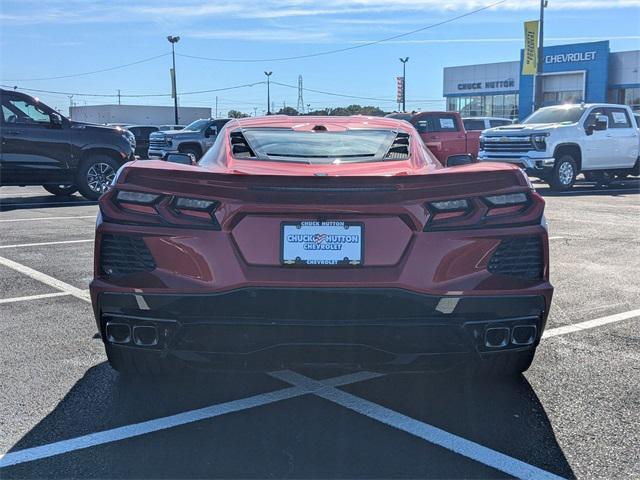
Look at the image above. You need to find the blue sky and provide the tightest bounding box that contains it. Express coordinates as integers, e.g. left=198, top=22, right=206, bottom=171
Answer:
left=1, top=0, right=639, bottom=116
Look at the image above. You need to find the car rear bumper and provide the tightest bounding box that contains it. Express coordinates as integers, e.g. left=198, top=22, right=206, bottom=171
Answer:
left=94, top=288, right=550, bottom=372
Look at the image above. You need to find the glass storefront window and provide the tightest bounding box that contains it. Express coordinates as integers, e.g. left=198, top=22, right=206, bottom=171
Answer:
left=446, top=94, right=519, bottom=120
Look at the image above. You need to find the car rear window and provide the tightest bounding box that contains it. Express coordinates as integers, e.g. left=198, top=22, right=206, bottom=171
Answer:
left=414, top=114, right=460, bottom=133
left=236, top=128, right=402, bottom=164
left=463, top=119, right=486, bottom=131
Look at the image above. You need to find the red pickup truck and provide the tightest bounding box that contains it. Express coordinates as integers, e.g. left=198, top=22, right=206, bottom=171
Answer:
left=387, top=112, right=480, bottom=164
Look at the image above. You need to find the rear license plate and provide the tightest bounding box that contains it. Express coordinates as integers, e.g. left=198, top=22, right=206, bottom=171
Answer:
left=281, top=221, right=363, bottom=266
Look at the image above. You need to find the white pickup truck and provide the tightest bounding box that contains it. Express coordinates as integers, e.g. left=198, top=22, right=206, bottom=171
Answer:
left=478, top=104, right=639, bottom=190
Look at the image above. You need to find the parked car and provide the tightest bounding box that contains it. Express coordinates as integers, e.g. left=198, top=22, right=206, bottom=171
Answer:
left=158, top=124, right=185, bottom=131
left=387, top=111, right=480, bottom=163
left=126, top=125, right=159, bottom=157
left=148, top=118, right=231, bottom=160
left=0, top=89, right=135, bottom=199
left=478, top=104, right=640, bottom=190
left=91, top=115, right=553, bottom=376
left=462, top=117, right=513, bottom=131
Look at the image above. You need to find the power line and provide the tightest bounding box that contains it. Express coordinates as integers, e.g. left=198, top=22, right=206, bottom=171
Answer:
left=176, top=0, right=508, bottom=63
left=272, top=81, right=395, bottom=102
left=1, top=53, right=171, bottom=82
left=1, top=82, right=266, bottom=98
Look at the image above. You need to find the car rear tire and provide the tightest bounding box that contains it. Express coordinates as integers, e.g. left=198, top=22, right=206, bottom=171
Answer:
left=106, top=345, right=182, bottom=376
left=77, top=155, right=119, bottom=200
left=548, top=155, right=577, bottom=191
left=471, top=349, right=535, bottom=376
left=43, top=184, right=77, bottom=197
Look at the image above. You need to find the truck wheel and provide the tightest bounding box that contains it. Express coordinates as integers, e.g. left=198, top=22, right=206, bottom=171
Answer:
left=43, top=184, right=78, bottom=197
left=106, top=345, right=181, bottom=376
left=471, top=349, right=535, bottom=376
left=179, top=147, right=202, bottom=160
left=77, top=155, right=119, bottom=200
left=548, top=155, right=577, bottom=190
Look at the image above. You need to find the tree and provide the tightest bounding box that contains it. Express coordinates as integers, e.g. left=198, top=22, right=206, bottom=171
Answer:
left=228, top=109, right=249, bottom=118
left=276, top=106, right=299, bottom=116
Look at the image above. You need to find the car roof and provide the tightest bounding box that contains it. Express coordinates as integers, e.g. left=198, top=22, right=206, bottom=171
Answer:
left=462, top=117, right=511, bottom=121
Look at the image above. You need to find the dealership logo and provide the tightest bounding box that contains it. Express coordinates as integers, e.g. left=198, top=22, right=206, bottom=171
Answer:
left=457, top=79, right=515, bottom=91
left=545, top=51, right=597, bottom=64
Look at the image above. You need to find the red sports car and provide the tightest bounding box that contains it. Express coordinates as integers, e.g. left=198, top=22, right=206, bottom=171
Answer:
left=90, top=116, right=553, bottom=376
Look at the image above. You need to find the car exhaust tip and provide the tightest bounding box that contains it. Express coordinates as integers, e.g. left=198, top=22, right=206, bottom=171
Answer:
left=133, top=325, right=159, bottom=347
left=105, top=322, right=131, bottom=344
left=484, top=327, right=510, bottom=348
left=511, top=325, right=537, bottom=346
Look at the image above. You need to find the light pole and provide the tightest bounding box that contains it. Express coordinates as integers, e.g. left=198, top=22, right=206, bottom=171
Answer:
left=400, top=57, right=409, bottom=112
left=534, top=0, right=548, bottom=111
left=264, top=71, right=273, bottom=115
left=167, top=35, right=180, bottom=124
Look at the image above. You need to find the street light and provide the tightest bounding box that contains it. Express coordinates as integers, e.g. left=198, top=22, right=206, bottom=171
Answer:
left=167, top=35, right=180, bottom=124
left=399, top=57, right=409, bottom=112
left=534, top=0, right=548, bottom=110
left=264, top=71, right=273, bottom=115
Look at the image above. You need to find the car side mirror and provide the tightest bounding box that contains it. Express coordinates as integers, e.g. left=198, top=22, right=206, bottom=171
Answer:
left=446, top=154, right=473, bottom=167
left=50, top=113, right=63, bottom=127
left=166, top=153, right=195, bottom=165
left=586, top=114, right=608, bottom=135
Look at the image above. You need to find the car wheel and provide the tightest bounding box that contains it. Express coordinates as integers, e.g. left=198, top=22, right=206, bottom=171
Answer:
left=471, top=349, right=536, bottom=376
left=77, top=155, right=119, bottom=200
left=43, top=184, right=78, bottom=197
left=106, top=345, right=182, bottom=376
left=548, top=155, right=577, bottom=190
left=179, top=147, right=201, bottom=160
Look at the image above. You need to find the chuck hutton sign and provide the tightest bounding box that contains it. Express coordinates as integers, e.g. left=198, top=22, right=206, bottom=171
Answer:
left=545, top=51, right=597, bottom=64
left=457, top=79, right=515, bottom=91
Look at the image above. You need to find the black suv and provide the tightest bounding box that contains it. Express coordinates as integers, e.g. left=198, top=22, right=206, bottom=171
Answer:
left=0, top=89, right=135, bottom=200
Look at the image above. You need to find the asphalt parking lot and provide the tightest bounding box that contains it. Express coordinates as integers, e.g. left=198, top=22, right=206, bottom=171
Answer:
left=0, top=179, right=639, bottom=479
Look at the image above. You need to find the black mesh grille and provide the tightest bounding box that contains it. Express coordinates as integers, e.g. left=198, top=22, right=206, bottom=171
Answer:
left=230, top=131, right=256, bottom=158
left=100, top=234, right=156, bottom=276
left=488, top=236, right=543, bottom=280
left=384, top=132, right=410, bottom=160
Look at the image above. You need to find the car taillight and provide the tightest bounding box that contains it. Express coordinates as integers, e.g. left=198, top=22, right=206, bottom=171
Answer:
left=103, top=189, right=221, bottom=230
left=424, top=191, right=542, bottom=230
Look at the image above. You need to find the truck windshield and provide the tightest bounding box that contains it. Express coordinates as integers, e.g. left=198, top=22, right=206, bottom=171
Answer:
left=523, top=106, right=585, bottom=124
left=239, top=128, right=400, bottom=164
left=183, top=120, right=210, bottom=132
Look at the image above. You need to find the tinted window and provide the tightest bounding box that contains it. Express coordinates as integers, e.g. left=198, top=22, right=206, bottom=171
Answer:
left=489, top=119, right=512, bottom=127
left=184, top=119, right=210, bottom=131
left=2, top=96, right=51, bottom=125
left=606, top=108, right=631, bottom=129
left=239, top=128, right=399, bottom=164
left=463, top=119, right=486, bottom=131
left=128, top=127, right=140, bottom=137
left=583, top=108, right=606, bottom=129
left=140, top=127, right=158, bottom=136
left=415, top=114, right=459, bottom=133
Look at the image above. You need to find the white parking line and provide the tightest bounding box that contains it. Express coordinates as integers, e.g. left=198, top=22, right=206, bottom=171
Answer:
left=270, top=370, right=565, bottom=480
left=543, top=308, right=640, bottom=338
left=0, top=239, right=93, bottom=249
left=0, top=216, right=95, bottom=223
left=0, top=201, right=97, bottom=207
left=0, top=371, right=380, bottom=468
left=0, top=256, right=90, bottom=302
left=0, top=292, right=72, bottom=305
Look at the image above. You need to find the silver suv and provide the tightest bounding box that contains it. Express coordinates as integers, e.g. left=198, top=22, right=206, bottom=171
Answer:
left=148, top=118, right=230, bottom=160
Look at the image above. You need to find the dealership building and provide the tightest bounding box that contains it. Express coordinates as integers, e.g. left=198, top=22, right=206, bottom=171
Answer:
left=443, top=41, right=639, bottom=120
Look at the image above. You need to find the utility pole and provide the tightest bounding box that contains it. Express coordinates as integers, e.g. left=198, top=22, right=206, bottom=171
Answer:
left=264, top=71, right=273, bottom=114
left=215, top=96, right=218, bottom=118
left=534, top=0, right=548, bottom=110
left=400, top=57, right=409, bottom=112
left=307, top=103, right=311, bottom=115
left=117, top=89, right=121, bottom=105
left=296, top=75, right=304, bottom=113
left=167, top=35, right=180, bottom=124
left=253, top=107, right=258, bottom=116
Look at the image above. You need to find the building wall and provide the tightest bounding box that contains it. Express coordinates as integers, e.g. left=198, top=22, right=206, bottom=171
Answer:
left=69, top=105, right=211, bottom=125
left=443, top=61, right=520, bottom=97
left=609, top=50, right=640, bottom=87
left=519, top=41, right=610, bottom=119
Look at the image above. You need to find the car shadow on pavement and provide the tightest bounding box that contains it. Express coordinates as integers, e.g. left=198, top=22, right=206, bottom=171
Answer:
left=3, top=363, right=575, bottom=479
left=0, top=192, right=97, bottom=212
left=535, top=178, right=640, bottom=197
